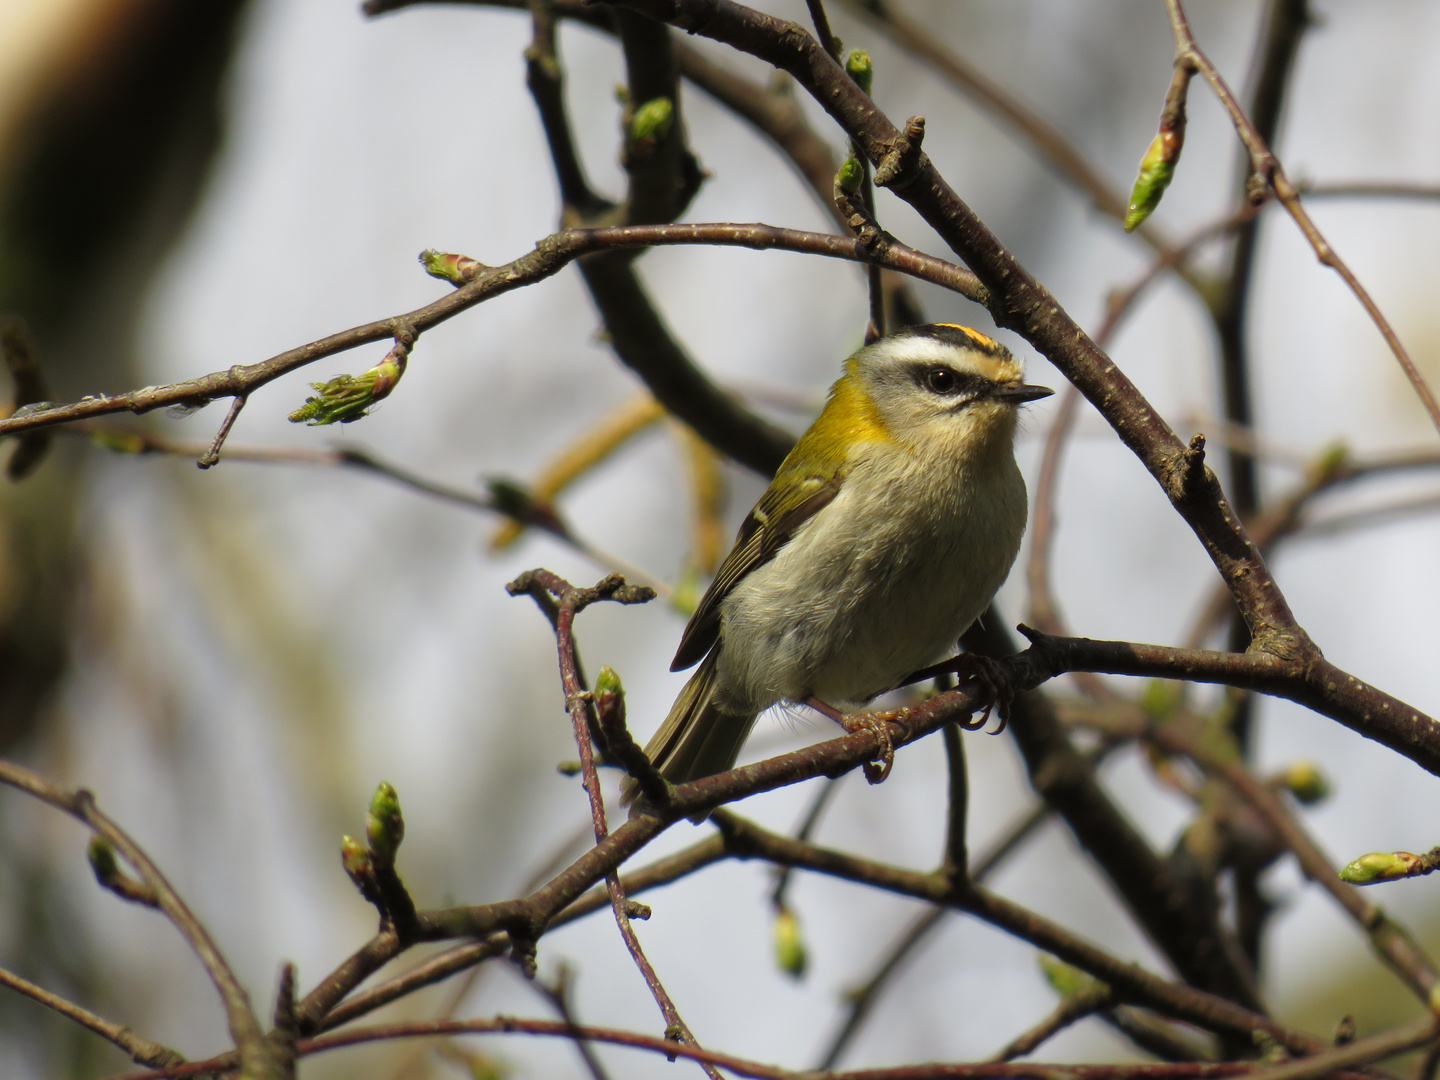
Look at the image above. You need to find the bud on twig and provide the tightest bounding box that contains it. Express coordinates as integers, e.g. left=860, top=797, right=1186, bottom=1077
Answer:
left=1038, top=953, right=1104, bottom=999
left=366, top=781, right=405, bottom=864
left=627, top=97, right=674, bottom=145
left=594, top=665, right=625, bottom=733
left=1339, top=849, right=1433, bottom=885
left=1124, top=64, right=1192, bottom=233
left=773, top=906, right=807, bottom=979
left=845, top=50, right=873, bottom=96
left=88, top=836, right=159, bottom=907
left=1278, top=760, right=1331, bottom=805
left=341, top=834, right=372, bottom=885
left=289, top=344, right=408, bottom=426
left=836, top=156, right=864, bottom=196
left=419, top=249, right=482, bottom=285
left=1124, top=130, right=1182, bottom=232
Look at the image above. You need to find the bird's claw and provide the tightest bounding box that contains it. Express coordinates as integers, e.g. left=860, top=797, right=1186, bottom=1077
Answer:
left=844, top=710, right=898, bottom=784
left=952, top=655, right=1014, bottom=733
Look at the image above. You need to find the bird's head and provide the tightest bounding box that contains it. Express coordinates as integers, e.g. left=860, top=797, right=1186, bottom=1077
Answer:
left=843, top=323, right=1054, bottom=457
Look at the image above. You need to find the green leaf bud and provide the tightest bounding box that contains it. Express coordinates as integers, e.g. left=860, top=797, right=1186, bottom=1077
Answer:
left=845, top=50, right=873, bottom=95
left=88, top=836, right=120, bottom=885
left=366, top=781, right=405, bottom=862
left=341, top=834, right=371, bottom=882
left=594, top=664, right=626, bottom=736
left=773, top=907, right=807, bottom=979
left=594, top=665, right=623, bottom=698
left=837, top=156, right=864, bottom=196
left=1038, top=953, right=1102, bottom=998
left=1280, top=761, right=1331, bottom=806
left=289, top=349, right=407, bottom=426
left=1339, top=850, right=1420, bottom=885
left=1124, top=129, right=1181, bottom=233
left=628, top=97, right=674, bottom=144
left=419, top=249, right=481, bottom=285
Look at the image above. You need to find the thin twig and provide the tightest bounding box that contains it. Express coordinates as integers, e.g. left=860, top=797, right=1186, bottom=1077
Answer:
left=195, top=392, right=247, bottom=469
left=0, top=964, right=184, bottom=1068
left=511, top=570, right=719, bottom=1078
left=109, top=1009, right=1408, bottom=1080
left=1026, top=200, right=1262, bottom=646
left=815, top=800, right=1063, bottom=1070
left=0, top=222, right=982, bottom=462
left=532, top=963, right=614, bottom=1080
left=984, top=985, right=1112, bottom=1063
left=770, top=777, right=842, bottom=911
left=1166, top=0, right=1440, bottom=436
left=0, top=761, right=270, bottom=1076
left=941, top=723, right=967, bottom=879
left=78, top=425, right=669, bottom=592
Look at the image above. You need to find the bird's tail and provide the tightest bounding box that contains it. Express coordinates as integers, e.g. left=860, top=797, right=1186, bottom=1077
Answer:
left=620, top=650, right=758, bottom=809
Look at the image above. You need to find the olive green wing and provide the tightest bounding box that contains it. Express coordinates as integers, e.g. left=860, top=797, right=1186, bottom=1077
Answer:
left=670, top=468, right=843, bottom=671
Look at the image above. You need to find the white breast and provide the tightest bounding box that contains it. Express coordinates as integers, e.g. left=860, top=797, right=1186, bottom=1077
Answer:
left=712, top=438, right=1027, bottom=716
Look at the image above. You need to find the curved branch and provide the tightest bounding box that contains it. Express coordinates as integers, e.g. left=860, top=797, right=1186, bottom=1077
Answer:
left=0, top=223, right=980, bottom=476
left=0, top=762, right=269, bottom=1075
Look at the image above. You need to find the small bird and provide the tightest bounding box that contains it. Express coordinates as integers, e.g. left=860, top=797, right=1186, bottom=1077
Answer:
left=622, top=323, right=1052, bottom=807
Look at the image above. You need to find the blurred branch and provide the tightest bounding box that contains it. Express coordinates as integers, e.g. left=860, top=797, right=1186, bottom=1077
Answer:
left=1027, top=201, right=1261, bottom=652
left=76, top=424, right=668, bottom=592
left=1183, top=443, right=1440, bottom=648
left=963, top=616, right=1260, bottom=1012
left=816, top=798, right=1054, bottom=1069
left=1166, top=0, right=1440, bottom=437
left=116, top=1011, right=1423, bottom=1080
left=1061, top=696, right=1440, bottom=1007
left=984, top=980, right=1112, bottom=1063
left=0, top=761, right=272, bottom=1077
left=1302, top=181, right=1440, bottom=201
left=1206, top=0, right=1310, bottom=524
left=712, top=808, right=1317, bottom=1055
left=0, top=316, right=53, bottom=479
left=532, top=963, right=614, bottom=1080
left=0, top=963, right=184, bottom=1068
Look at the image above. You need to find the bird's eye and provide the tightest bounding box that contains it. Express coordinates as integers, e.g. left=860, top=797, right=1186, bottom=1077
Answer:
left=925, top=367, right=959, bottom=395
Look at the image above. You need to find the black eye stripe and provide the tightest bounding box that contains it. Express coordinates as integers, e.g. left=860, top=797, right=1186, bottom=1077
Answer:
left=910, top=364, right=990, bottom=398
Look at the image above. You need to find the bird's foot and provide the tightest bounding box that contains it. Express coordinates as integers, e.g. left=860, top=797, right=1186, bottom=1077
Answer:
left=807, top=697, right=895, bottom=783
left=950, top=654, right=1013, bottom=734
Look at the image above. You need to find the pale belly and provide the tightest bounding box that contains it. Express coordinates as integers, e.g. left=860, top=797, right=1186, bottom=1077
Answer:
left=712, top=452, right=1025, bottom=715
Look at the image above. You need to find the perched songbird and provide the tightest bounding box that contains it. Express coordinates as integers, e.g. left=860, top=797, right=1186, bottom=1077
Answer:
left=622, top=323, right=1052, bottom=806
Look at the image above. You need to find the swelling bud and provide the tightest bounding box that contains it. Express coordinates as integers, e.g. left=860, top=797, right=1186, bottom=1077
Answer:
left=367, top=782, right=405, bottom=862
left=419, top=249, right=481, bottom=285
left=627, top=97, right=674, bottom=144
left=1124, top=129, right=1181, bottom=232
left=845, top=50, right=873, bottom=95
left=772, top=907, right=807, bottom=979
left=289, top=346, right=408, bottom=426
left=1339, top=850, right=1423, bottom=885
left=1279, top=760, right=1330, bottom=805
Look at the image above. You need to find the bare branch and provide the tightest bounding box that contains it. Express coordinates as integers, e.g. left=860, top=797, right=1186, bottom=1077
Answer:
left=0, top=761, right=269, bottom=1075
left=0, top=964, right=184, bottom=1068
left=1165, top=0, right=1440, bottom=437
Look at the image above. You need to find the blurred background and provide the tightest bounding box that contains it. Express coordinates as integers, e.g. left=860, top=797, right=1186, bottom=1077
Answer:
left=0, top=0, right=1438, bottom=1076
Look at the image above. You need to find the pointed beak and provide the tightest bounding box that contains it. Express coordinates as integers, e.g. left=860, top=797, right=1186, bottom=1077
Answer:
left=991, top=381, right=1055, bottom=404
